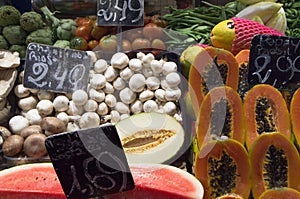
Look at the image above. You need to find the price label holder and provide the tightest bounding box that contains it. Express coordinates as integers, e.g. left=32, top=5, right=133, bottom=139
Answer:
left=248, top=34, right=300, bottom=90
left=23, top=43, right=91, bottom=93
left=45, top=124, right=135, bottom=198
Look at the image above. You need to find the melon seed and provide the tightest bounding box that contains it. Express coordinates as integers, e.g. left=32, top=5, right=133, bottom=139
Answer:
left=255, top=97, right=277, bottom=134
left=263, top=145, right=288, bottom=188
left=208, top=150, right=237, bottom=198
left=121, top=129, right=176, bottom=153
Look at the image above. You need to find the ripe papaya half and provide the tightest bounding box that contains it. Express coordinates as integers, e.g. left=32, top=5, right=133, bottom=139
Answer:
left=196, top=86, right=245, bottom=149
left=258, top=187, right=300, bottom=199
left=243, top=84, right=291, bottom=150
left=235, top=49, right=250, bottom=99
left=249, top=132, right=300, bottom=199
left=188, top=46, right=239, bottom=119
left=290, top=87, right=300, bottom=147
left=195, top=137, right=251, bottom=199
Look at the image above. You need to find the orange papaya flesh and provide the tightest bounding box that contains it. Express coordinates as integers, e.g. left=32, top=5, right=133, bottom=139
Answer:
left=290, top=87, right=300, bottom=147
left=195, top=137, right=251, bottom=199
left=243, top=84, right=291, bottom=150
left=235, top=49, right=250, bottom=99
left=196, top=86, right=245, bottom=149
left=258, top=187, right=300, bottom=199
left=188, top=46, right=239, bottom=119
left=249, top=132, right=300, bottom=199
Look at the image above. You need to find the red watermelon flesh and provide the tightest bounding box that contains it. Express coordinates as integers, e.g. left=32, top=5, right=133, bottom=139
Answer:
left=0, top=163, right=204, bottom=199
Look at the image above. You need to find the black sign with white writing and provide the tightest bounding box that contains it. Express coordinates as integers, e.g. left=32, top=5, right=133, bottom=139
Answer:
left=97, top=0, right=144, bottom=26
left=24, top=43, right=91, bottom=93
left=248, top=34, right=300, bottom=90
left=45, top=124, right=135, bottom=198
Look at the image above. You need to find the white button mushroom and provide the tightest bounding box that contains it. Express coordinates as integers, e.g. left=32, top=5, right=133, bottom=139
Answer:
left=139, top=89, right=154, bottom=102
left=129, top=58, right=143, bottom=72
left=113, top=77, right=126, bottom=90
left=9, top=115, right=29, bottom=134
left=104, top=65, right=118, bottom=82
left=53, top=95, right=69, bottom=112
left=142, top=53, right=155, bottom=68
left=165, top=72, right=181, bottom=88
left=37, top=90, right=54, bottom=101
left=114, top=102, right=130, bottom=114
left=129, top=73, right=146, bottom=92
left=25, top=109, right=43, bottom=125
left=79, top=112, right=100, bottom=129
left=146, top=76, right=160, bottom=90
left=119, top=87, right=136, bottom=104
left=18, top=96, right=38, bottom=111
left=120, top=67, right=134, bottom=80
left=14, top=84, right=30, bottom=98
left=83, top=99, right=98, bottom=112
left=165, top=87, right=182, bottom=101
left=103, top=82, right=114, bottom=94
left=94, top=59, right=108, bottom=74
left=142, top=67, right=153, bottom=78
left=67, top=122, right=80, bottom=132
left=163, top=61, right=177, bottom=75
left=67, top=100, right=84, bottom=116
left=150, top=59, right=164, bottom=74
left=89, top=88, right=105, bottom=103
left=56, top=112, right=70, bottom=125
left=110, top=110, right=121, bottom=124
left=143, top=100, right=158, bottom=112
left=154, top=89, right=166, bottom=102
left=90, top=73, right=106, bottom=89
left=36, top=99, right=54, bottom=116
left=136, top=52, right=145, bottom=60
left=111, top=52, right=129, bottom=69
left=72, top=89, right=88, bottom=106
left=105, top=94, right=117, bottom=108
left=163, top=101, right=177, bottom=115
left=97, top=102, right=109, bottom=116
left=130, top=100, right=143, bottom=114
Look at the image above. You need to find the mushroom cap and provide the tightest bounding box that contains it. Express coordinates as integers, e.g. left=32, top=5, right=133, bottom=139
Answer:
left=0, top=68, right=17, bottom=99
left=0, top=50, right=20, bottom=69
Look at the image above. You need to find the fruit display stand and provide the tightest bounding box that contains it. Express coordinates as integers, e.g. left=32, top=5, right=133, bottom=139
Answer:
left=1, top=0, right=300, bottom=199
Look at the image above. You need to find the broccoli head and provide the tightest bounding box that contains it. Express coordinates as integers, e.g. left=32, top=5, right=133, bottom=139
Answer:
left=0, top=35, right=8, bottom=49
left=9, top=45, right=27, bottom=58
left=0, top=5, right=21, bottom=27
left=2, top=25, right=27, bottom=45
left=20, top=11, right=44, bottom=33
left=26, top=28, right=54, bottom=45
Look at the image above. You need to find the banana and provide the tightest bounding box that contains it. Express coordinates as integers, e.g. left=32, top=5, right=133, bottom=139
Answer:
left=265, top=7, right=287, bottom=34
left=235, top=1, right=282, bottom=24
left=237, top=0, right=277, bottom=6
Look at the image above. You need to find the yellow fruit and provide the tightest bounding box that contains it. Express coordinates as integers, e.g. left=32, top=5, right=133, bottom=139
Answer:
left=180, top=45, right=205, bottom=78
left=210, top=19, right=235, bottom=52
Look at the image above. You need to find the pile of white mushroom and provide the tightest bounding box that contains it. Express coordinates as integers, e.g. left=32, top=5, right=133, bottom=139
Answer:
left=1, top=51, right=183, bottom=158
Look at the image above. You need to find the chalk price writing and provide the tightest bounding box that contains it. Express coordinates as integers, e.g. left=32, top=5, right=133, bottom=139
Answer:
left=24, top=43, right=90, bottom=93
left=97, top=0, right=144, bottom=26
left=249, top=35, right=300, bottom=89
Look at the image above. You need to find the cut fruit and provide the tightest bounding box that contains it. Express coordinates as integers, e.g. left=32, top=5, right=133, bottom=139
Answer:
left=290, top=87, right=300, bottom=147
left=249, top=132, right=300, bottom=199
left=0, top=163, right=204, bottom=199
left=258, top=187, right=300, bottom=199
left=235, top=49, right=250, bottom=99
left=0, top=163, right=65, bottom=199
left=115, top=112, right=186, bottom=164
left=243, top=84, right=291, bottom=150
left=196, top=86, right=245, bottom=149
left=105, top=163, right=204, bottom=199
left=194, top=137, right=251, bottom=199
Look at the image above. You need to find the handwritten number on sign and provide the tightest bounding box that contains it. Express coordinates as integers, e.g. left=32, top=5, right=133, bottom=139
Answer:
left=28, top=62, right=48, bottom=87
left=54, top=63, right=68, bottom=90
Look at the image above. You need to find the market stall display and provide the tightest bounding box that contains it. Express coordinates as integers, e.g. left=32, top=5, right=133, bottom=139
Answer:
left=1, top=0, right=300, bottom=198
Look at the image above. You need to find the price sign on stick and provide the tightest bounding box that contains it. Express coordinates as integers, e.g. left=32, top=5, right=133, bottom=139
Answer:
left=248, top=34, right=300, bottom=90
left=97, top=0, right=144, bottom=26
left=45, top=124, right=135, bottom=198
left=23, top=43, right=91, bottom=93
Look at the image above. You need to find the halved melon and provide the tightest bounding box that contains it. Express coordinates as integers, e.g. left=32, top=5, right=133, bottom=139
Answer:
left=115, top=112, right=186, bottom=164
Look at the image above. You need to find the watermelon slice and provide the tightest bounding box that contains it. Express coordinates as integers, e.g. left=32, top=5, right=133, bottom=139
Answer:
left=0, top=163, right=204, bottom=199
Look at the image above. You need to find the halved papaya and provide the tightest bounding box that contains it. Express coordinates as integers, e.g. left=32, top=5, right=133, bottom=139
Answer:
left=290, top=87, right=300, bottom=147
left=243, top=84, right=291, bottom=150
left=194, top=137, right=251, bottom=199
left=249, top=132, right=300, bottom=199
left=258, top=187, right=300, bottom=199
left=235, top=49, right=250, bottom=99
left=188, top=46, right=239, bottom=119
left=196, top=86, right=245, bottom=149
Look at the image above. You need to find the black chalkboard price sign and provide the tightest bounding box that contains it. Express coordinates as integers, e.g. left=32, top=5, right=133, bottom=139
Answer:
left=45, top=124, right=135, bottom=199
left=97, top=0, right=144, bottom=26
left=248, top=34, right=300, bottom=90
left=23, top=43, right=91, bottom=93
